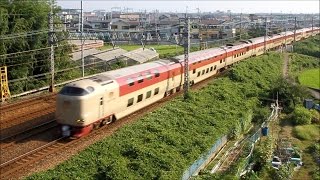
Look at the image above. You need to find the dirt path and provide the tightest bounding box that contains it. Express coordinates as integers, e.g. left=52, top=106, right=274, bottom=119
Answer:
left=283, top=53, right=289, bottom=79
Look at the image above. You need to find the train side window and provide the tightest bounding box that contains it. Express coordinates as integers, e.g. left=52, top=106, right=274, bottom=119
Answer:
left=214, top=65, right=217, bottom=70
left=154, top=69, right=160, bottom=77
left=146, top=91, right=152, bottom=99
left=223, top=59, right=226, bottom=62
left=154, top=87, right=159, bottom=95
left=137, top=74, right=144, bottom=83
left=197, top=71, right=201, bottom=77
left=100, top=98, right=103, bottom=105
left=220, top=60, right=222, bottom=63
left=202, top=70, right=205, bottom=75
left=127, top=98, right=134, bottom=107
left=206, top=68, right=209, bottom=73
left=127, top=78, right=134, bottom=86
left=193, top=69, right=196, bottom=74
left=210, top=67, right=213, bottom=71
left=137, top=94, right=143, bottom=103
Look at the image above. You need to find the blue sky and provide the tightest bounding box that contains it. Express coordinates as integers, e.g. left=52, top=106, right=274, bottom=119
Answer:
left=57, top=1, right=319, bottom=14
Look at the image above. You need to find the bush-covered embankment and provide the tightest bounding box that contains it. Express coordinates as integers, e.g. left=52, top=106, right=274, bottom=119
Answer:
left=293, top=35, right=320, bottom=58
left=28, top=53, right=284, bottom=179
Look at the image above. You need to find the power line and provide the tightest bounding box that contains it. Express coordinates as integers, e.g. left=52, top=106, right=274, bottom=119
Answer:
left=0, top=47, right=51, bottom=57
left=0, top=43, right=69, bottom=58
left=0, top=30, right=49, bottom=40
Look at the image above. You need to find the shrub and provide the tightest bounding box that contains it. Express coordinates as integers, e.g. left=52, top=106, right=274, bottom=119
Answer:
left=293, top=125, right=320, bottom=140
left=292, top=106, right=312, bottom=125
left=310, top=109, right=320, bottom=124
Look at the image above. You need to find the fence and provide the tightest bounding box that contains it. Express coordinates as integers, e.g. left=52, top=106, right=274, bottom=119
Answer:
left=182, top=135, right=227, bottom=180
left=237, top=129, right=262, bottom=176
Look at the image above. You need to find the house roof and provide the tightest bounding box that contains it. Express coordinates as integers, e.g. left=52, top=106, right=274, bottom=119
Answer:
left=111, top=19, right=139, bottom=26
left=71, top=48, right=101, bottom=61
left=200, top=19, right=221, bottom=25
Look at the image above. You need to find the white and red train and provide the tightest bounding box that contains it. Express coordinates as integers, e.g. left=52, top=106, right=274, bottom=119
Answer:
left=56, top=27, right=319, bottom=137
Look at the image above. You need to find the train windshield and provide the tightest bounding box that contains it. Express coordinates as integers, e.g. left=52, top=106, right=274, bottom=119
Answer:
left=59, top=86, right=89, bottom=96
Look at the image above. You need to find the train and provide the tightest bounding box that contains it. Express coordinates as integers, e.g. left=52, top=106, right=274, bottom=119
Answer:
left=56, top=27, right=320, bottom=138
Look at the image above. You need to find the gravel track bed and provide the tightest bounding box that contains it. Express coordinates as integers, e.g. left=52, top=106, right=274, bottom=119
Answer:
left=0, top=126, right=60, bottom=164
left=1, top=101, right=54, bottom=122
left=0, top=106, right=56, bottom=130
left=0, top=112, right=55, bottom=139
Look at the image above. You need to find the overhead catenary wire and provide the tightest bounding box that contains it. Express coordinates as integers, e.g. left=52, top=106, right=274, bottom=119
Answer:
left=0, top=30, right=50, bottom=40
left=0, top=43, right=70, bottom=58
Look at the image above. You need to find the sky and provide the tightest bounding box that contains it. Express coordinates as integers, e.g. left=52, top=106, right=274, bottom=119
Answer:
left=56, top=0, right=320, bottom=14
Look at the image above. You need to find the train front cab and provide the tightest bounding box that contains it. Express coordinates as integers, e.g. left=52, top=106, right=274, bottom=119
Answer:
left=56, top=82, right=100, bottom=138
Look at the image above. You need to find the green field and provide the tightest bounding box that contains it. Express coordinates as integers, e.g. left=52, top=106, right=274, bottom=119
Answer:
left=298, top=68, right=320, bottom=89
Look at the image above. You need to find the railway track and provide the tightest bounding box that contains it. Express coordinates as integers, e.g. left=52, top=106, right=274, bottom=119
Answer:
left=0, top=120, right=58, bottom=149
left=0, top=137, right=66, bottom=179
left=0, top=93, right=56, bottom=113
left=0, top=105, right=55, bottom=126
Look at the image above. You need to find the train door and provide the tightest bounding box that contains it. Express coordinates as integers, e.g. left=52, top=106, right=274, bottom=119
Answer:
left=99, top=97, right=104, bottom=118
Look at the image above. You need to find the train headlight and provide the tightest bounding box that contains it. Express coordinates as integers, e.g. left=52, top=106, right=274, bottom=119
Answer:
left=76, top=119, right=85, bottom=124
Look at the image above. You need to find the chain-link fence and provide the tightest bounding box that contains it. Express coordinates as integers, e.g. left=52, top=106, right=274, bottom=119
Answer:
left=182, top=135, right=227, bottom=180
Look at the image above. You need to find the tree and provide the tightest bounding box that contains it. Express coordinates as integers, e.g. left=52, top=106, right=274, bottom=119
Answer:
left=247, top=25, right=265, bottom=38
left=0, top=0, right=73, bottom=94
left=269, top=77, right=309, bottom=113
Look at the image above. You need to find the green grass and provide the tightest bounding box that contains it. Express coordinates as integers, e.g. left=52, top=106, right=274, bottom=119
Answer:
left=293, top=124, right=320, bottom=140
left=27, top=53, right=284, bottom=179
left=99, top=44, right=184, bottom=56
left=298, top=68, right=320, bottom=89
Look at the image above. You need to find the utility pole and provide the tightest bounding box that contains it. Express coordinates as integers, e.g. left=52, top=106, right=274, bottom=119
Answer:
left=81, top=0, right=84, bottom=77
left=78, top=12, right=81, bottom=32
left=264, top=17, right=268, bottom=53
left=63, top=14, right=67, bottom=32
left=294, top=17, right=297, bottom=42
left=239, top=13, right=242, bottom=40
left=48, top=0, right=55, bottom=92
left=183, top=15, right=190, bottom=100
left=284, top=15, right=287, bottom=50
left=311, top=16, right=314, bottom=36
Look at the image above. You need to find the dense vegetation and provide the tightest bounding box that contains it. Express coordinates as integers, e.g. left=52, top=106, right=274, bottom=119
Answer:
left=0, top=1, right=76, bottom=94
left=28, top=52, right=284, bottom=179
left=293, top=35, right=320, bottom=58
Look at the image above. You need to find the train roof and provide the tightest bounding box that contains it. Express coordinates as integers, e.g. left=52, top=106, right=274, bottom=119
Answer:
left=105, top=59, right=172, bottom=78
left=174, top=47, right=225, bottom=62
